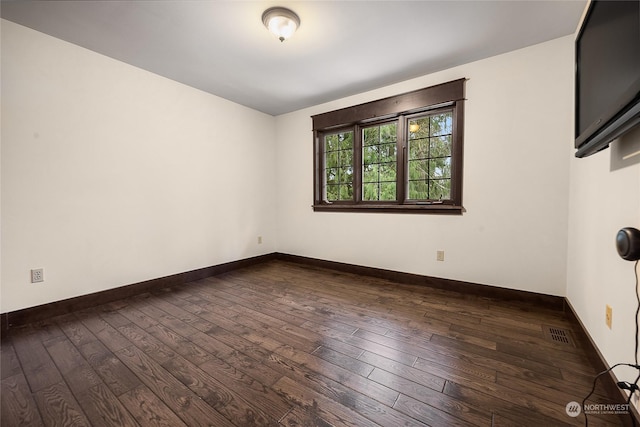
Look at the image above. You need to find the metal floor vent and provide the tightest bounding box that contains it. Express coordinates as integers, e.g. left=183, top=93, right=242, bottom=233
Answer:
left=543, top=325, right=575, bottom=347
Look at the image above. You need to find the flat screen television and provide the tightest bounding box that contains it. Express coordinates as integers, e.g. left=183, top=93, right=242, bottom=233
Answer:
left=575, top=0, right=640, bottom=158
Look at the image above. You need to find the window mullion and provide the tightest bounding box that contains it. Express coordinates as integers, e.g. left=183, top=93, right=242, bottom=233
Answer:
left=397, top=116, right=406, bottom=204
left=353, top=125, right=363, bottom=203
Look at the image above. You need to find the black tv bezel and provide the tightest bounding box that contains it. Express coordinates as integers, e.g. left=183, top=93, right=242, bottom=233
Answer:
left=575, top=0, right=640, bottom=158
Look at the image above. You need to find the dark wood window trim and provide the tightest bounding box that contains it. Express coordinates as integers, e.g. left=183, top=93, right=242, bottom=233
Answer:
left=312, top=78, right=466, bottom=214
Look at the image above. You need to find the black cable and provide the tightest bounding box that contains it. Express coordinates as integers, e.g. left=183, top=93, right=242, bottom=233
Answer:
left=628, top=373, right=640, bottom=406
left=635, top=260, right=639, bottom=367
left=628, top=370, right=640, bottom=427
left=631, top=260, right=640, bottom=427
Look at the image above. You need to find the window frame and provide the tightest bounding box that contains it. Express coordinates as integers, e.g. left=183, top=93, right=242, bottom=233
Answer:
left=312, top=78, right=466, bottom=214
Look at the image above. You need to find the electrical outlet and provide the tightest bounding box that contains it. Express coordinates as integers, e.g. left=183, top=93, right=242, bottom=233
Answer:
left=606, top=305, right=612, bottom=329
left=31, top=268, right=44, bottom=283
left=436, top=250, right=445, bottom=262
left=257, top=236, right=263, bottom=244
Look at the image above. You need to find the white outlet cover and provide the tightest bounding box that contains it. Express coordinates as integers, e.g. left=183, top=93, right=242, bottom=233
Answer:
left=31, top=268, right=44, bottom=283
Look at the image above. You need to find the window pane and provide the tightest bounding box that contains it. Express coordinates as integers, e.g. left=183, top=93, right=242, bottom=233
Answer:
left=361, top=123, right=397, bottom=202
left=380, top=123, right=397, bottom=143
left=408, top=139, right=429, bottom=160
left=408, top=160, right=428, bottom=180
left=326, top=168, right=338, bottom=184
left=363, top=164, right=379, bottom=183
left=339, top=184, right=353, bottom=200
left=363, top=127, right=379, bottom=146
left=379, top=162, right=396, bottom=182
left=339, top=166, right=353, bottom=183
left=429, top=179, right=450, bottom=200
left=429, top=157, right=451, bottom=179
left=379, top=143, right=396, bottom=162
left=362, top=182, right=397, bottom=201
left=409, top=117, right=430, bottom=139
left=324, top=130, right=354, bottom=202
left=325, top=134, right=338, bottom=151
left=408, top=181, right=428, bottom=199
left=430, top=135, right=451, bottom=157
left=339, top=149, right=353, bottom=166
left=363, top=183, right=378, bottom=201
left=326, top=185, right=339, bottom=201
left=380, top=182, right=396, bottom=201
left=363, top=145, right=379, bottom=163
left=431, top=113, right=453, bottom=136
left=407, top=110, right=453, bottom=200
left=326, top=151, right=339, bottom=168
left=340, top=132, right=354, bottom=150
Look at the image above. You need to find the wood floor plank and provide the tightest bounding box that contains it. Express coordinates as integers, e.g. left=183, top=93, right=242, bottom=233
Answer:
left=426, top=333, right=564, bottom=378
left=118, top=384, right=188, bottom=427
left=359, top=350, right=490, bottom=394
left=272, top=344, right=400, bottom=407
left=134, top=301, right=201, bottom=338
left=312, top=345, right=374, bottom=378
left=392, top=393, right=485, bottom=427
left=442, top=378, right=581, bottom=427
left=33, top=381, right=90, bottom=427
left=74, top=383, right=139, bottom=427
left=278, top=405, right=333, bottom=427
left=116, top=323, right=176, bottom=365
left=111, top=302, right=159, bottom=330
left=115, top=345, right=236, bottom=427
left=43, top=336, right=102, bottom=393
left=185, top=330, right=235, bottom=359
left=145, top=323, right=214, bottom=366
left=76, top=312, right=132, bottom=353
left=10, top=329, right=64, bottom=393
left=1, top=373, right=44, bottom=427
left=54, top=314, right=97, bottom=348
left=279, top=355, right=431, bottom=427
left=198, top=352, right=292, bottom=416
left=0, top=341, right=22, bottom=380
left=163, top=355, right=281, bottom=426
left=77, top=340, right=141, bottom=396
left=273, top=375, right=382, bottom=427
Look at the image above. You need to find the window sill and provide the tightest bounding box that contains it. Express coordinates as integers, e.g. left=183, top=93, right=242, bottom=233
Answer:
left=312, top=203, right=464, bottom=215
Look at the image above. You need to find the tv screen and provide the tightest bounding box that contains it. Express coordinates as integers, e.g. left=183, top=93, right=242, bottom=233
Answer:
left=575, top=0, right=640, bottom=157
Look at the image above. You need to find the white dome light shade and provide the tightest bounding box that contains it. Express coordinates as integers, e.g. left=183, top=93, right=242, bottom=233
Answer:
left=262, top=7, right=300, bottom=42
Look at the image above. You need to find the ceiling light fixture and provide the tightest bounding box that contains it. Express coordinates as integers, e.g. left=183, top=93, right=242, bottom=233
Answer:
left=262, top=7, right=300, bottom=42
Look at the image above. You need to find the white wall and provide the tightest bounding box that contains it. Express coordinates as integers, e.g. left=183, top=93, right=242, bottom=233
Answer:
left=567, top=128, right=640, bottom=395
left=1, top=20, right=277, bottom=313
left=276, top=36, right=574, bottom=296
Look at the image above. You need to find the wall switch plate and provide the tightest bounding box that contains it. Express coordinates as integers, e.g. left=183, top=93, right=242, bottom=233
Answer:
left=436, top=250, right=445, bottom=262
left=605, top=305, right=612, bottom=329
left=31, top=268, right=44, bottom=283
left=257, top=236, right=263, bottom=244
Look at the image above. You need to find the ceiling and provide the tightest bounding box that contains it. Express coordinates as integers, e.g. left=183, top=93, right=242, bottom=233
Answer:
left=1, top=1, right=586, bottom=116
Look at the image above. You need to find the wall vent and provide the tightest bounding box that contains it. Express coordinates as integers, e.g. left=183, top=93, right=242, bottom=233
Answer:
left=543, top=325, right=575, bottom=347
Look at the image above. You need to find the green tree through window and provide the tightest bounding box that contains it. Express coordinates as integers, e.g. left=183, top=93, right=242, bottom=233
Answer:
left=363, top=122, right=397, bottom=201
left=324, top=130, right=354, bottom=201
left=407, top=112, right=453, bottom=200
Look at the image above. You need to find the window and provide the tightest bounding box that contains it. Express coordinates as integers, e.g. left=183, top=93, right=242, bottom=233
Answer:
left=312, top=79, right=465, bottom=214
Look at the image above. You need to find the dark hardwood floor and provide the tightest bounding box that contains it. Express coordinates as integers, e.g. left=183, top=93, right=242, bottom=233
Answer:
left=0, top=260, right=630, bottom=426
